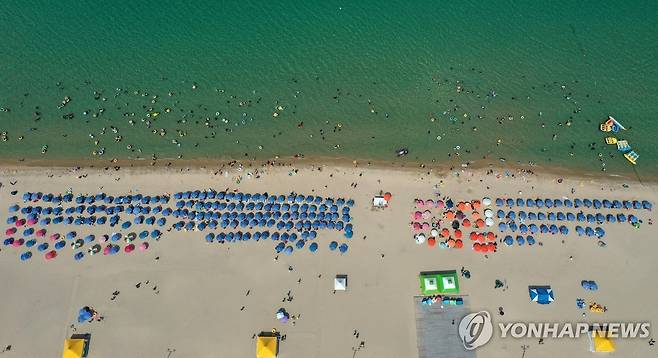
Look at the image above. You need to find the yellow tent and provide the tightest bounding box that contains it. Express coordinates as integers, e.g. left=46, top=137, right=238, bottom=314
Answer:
left=591, top=331, right=615, bottom=353
left=62, top=338, right=85, bottom=358
left=256, top=336, right=278, bottom=358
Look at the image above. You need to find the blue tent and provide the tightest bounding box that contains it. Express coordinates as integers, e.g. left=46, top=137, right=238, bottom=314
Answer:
left=529, top=286, right=554, bottom=304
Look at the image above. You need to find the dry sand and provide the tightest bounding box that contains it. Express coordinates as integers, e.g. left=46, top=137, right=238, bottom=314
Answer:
left=0, top=163, right=656, bottom=358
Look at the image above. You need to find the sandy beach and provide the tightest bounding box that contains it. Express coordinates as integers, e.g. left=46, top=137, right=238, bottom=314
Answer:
left=0, top=162, right=656, bottom=358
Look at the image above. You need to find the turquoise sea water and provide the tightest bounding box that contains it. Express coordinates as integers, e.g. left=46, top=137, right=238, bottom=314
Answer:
left=1, top=0, right=657, bottom=177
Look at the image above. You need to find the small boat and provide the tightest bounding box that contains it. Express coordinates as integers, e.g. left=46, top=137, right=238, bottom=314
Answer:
left=624, top=151, right=639, bottom=165
left=396, top=148, right=409, bottom=157
left=616, top=140, right=631, bottom=153
left=604, top=137, right=617, bottom=145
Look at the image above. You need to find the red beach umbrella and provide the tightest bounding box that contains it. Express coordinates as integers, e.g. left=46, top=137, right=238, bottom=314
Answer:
left=454, top=230, right=463, bottom=239
left=45, top=250, right=57, bottom=260
left=462, top=219, right=471, bottom=227
left=427, top=237, right=436, bottom=247
left=455, top=239, right=464, bottom=249
left=124, top=244, right=135, bottom=253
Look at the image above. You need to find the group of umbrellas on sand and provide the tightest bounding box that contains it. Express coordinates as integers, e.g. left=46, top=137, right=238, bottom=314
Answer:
left=4, top=190, right=355, bottom=261
left=412, top=197, right=651, bottom=252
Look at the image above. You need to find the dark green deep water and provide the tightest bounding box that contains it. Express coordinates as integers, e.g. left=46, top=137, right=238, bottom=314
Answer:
left=1, top=0, right=657, bottom=176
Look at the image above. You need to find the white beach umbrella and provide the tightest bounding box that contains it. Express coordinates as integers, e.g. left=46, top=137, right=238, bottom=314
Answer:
left=485, top=217, right=494, bottom=227
left=415, top=234, right=426, bottom=245
left=482, top=197, right=492, bottom=206
left=484, top=209, right=494, bottom=218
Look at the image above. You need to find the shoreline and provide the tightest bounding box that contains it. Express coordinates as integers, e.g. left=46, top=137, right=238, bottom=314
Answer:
left=0, top=155, right=654, bottom=184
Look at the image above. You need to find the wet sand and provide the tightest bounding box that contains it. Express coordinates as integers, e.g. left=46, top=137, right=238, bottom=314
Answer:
left=0, top=164, right=656, bottom=357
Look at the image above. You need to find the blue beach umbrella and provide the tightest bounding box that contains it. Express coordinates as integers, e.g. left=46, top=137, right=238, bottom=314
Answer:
left=516, top=236, right=525, bottom=246
left=205, top=233, right=215, bottom=242
left=583, top=199, right=592, bottom=208
left=501, top=222, right=511, bottom=233
left=575, top=225, right=584, bottom=236
left=338, top=243, right=349, bottom=254
left=516, top=198, right=525, bottom=207
left=122, top=221, right=131, bottom=229
left=549, top=224, right=558, bottom=234
left=506, top=198, right=514, bottom=207
left=20, top=251, right=32, bottom=261
left=557, top=212, right=565, bottom=221
left=151, top=230, right=161, bottom=238
left=593, top=199, right=602, bottom=209
left=586, top=214, right=595, bottom=223
left=527, top=212, right=537, bottom=220
left=566, top=213, right=575, bottom=221
left=537, top=212, right=546, bottom=221
left=329, top=241, right=338, bottom=250
left=603, top=199, right=612, bottom=208
left=344, top=231, right=353, bottom=239
left=617, top=213, right=626, bottom=222
left=527, top=236, right=536, bottom=245
left=309, top=242, right=318, bottom=252
left=529, top=224, right=538, bottom=234
left=606, top=214, right=616, bottom=223
left=504, top=236, right=514, bottom=246
left=55, top=240, right=66, bottom=250
left=545, top=199, right=553, bottom=208
left=559, top=226, right=568, bottom=235
left=548, top=212, right=556, bottom=221
left=525, top=199, right=534, bottom=207
left=520, top=224, right=528, bottom=234
left=540, top=224, right=549, bottom=233
left=633, top=200, right=642, bottom=209
left=585, top=227, right=595, bottom=237
left=495, top=198, right=504, bottom=207
left=595, top=227, right=605, bottom=238
left=535, top=199, right=544, bottom=208
left=642, top=200, right=652, bottom=210
left=595, top=213, right=605, bottom=223
left=283, top=246, right=294, bottom=256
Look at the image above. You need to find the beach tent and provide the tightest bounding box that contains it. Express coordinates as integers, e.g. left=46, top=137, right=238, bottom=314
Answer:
left=372, top=196, right=387, bottom=208
left=256, top=334, right=278, bottom=358
left=62, top=337, right=88, bottom=358
left=334, top=275, right=347, bottom=291
left=589, top=330, right=615, bottom=353
left=529, top=286, right=554, bottom=304
left=419, top=270, right=459, bottom=295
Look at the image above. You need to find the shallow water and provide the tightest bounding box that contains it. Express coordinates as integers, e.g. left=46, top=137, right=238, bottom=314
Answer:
left=1, top=0, right=657, bottom=177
